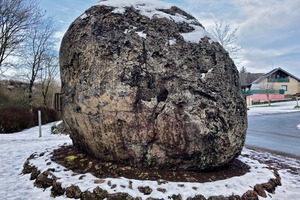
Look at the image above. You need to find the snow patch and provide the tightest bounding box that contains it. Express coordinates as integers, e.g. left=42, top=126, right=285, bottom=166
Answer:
left=97, top=0, right=175, bottom=14
left=96, top=0, right=215, bottom=43
left=80, top=13, right=88, bottom=19
left=168, top=39, right=176, bottom=45
left=112, top=7, right=126, bottom=14
left=201, top=68, right=213, bottom=79
left=136, top=31, right=147, bottom=39
left=180, top=25, right=213, bottom=44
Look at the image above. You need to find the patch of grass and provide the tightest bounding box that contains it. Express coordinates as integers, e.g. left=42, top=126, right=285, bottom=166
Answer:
left=65, top=155, right=78, bottom=163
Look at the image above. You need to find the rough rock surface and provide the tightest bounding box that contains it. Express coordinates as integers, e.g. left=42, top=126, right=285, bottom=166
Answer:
left=60, top=0, right=247, bottom=170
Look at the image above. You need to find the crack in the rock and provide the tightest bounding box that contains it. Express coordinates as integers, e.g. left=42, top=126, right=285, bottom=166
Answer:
left=143, top=91, right=168, bottom=167
left=189, top=86, right=217, bottom=102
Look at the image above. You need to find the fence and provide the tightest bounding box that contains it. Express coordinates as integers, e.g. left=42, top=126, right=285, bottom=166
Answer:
left=53, top=93, right=61, bottom=111
left=242, top=89, right=285, bottom=96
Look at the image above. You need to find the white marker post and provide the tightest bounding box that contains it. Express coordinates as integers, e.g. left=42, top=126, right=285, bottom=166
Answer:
left=38, top=110, right=42, bottom=137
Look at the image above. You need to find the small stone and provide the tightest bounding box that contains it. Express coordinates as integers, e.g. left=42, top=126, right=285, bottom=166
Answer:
left=241, top=190, right=258, bottom=200
left=65, top=185, right=81, bottom=199
left=186, top=177, right=198, bottom=182
left=47, top=168, right=55, bottom=172
left=208, top=196, right=227, bottom=200
left=157, top=179, right=168, bottom=185
left=138, top=172, right=150, bottom=179
left=111, top=184, right=117, bottom=189
left=227, top=195, right=241, bottom=200
left=107, top=192, right=136, bottom=200
left=34, top=171, right=53, bottom=188
left=262, top=181, right=276, bottom=194
left=79, top=175, right=86, bottom=180
left=107, top=180, right=112, bottom=186
left=254, top=184, right=267, bottom=198
left=129, top=180, right=133, bottom=189
left=273, top=169, right=280, bottom=178
left=94, top=179, right=105, bottom=184
left=22, top=160, right=34, bottom=174
left=51, top=179, right=65, bottom=197
left=272, top=176, right=281, bottom=186
left=93, top=186, right=108, bottom=199
left=30, top=167, right=40, bottom=180
left=81, top=190, right=97, bottom=200
left=157, top=188, right=167, bottom=193
left=170, top=194, right=182, bottom=200
left=138, top=186, right=153, bottom=195
left=192, top=187, right=198, bottom=191
left=187, top=195, right=206, bottom=200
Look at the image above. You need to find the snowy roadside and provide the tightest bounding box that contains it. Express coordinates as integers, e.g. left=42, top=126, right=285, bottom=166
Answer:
left=247, top=100, right=300, bottom=116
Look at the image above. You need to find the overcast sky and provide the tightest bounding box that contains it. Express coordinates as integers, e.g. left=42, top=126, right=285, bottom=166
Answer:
left=40, top=0, right=300, bottom=78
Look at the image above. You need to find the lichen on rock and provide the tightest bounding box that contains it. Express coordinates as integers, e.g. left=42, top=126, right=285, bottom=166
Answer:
left=59, top=0, right=247, bottom=170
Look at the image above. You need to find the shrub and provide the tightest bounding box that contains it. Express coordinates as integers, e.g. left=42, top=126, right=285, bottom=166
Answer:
left=32, top=107, right=61, bottom=125
left=0, top=107, right=61, bottom=133
left=0, top=107, right=33, bottom=133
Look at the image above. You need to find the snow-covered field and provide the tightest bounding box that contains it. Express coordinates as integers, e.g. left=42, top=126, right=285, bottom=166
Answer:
left=0, top=101, right=299, bottom=199
left=247, top=100, right=300, bottom=116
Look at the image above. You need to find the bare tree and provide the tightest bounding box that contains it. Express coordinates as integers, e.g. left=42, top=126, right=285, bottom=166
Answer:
left=257, top=80, right=275, bottom=106
left=19, top=17, right=56, bottom=110
left=0, top=0, right=40, bottom=75
left=239, top=66, right=248, bottom=86
left=40, top=54, right=59, bottom=107
left=239, top=66, right=247, bottom=73
left=210, top=20, right=241, bottom=61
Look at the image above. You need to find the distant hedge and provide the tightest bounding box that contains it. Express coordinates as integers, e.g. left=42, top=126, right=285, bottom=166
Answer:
left=0, top=107, right=61, bottom=133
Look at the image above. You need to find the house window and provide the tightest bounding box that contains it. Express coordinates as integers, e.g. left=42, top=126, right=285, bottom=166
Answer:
left=281, top=85, right=287, bottom=91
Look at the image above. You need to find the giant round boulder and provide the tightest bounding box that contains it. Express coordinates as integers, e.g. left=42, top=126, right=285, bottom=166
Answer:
left=59, top=0, right=247, bottom=170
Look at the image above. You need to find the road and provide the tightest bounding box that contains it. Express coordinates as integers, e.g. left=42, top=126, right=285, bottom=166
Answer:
left=245, top=112, right=300, bottom=156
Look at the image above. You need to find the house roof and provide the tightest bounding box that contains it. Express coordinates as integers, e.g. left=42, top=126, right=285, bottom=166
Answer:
left=251, top=67, right=300, bottom=84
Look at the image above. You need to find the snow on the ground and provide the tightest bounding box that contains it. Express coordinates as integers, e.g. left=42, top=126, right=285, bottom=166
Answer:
left=0, top=102, right=299, bottom=199
left=243, top=148, right=300, bottom=200
left=0, top=123, right=71, bottom=200
left=0, top=121, right=299, bottom=199
left=247, top=100, right=300, bottom=116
